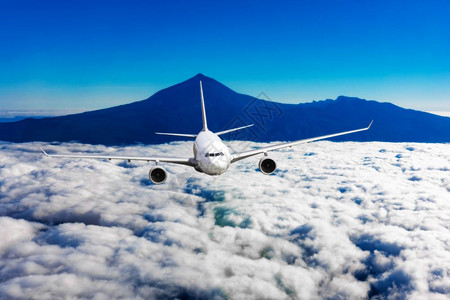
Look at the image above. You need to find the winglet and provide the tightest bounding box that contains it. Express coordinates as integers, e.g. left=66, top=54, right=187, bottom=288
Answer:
left=367, top=120, right=374, bottom=129
left=200, top=81, right=208, bottom=131
left=40, top=147, right=49, bottom=157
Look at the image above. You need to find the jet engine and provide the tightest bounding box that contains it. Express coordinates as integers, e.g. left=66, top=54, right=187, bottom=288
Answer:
left=259, top=157, right=277, bottom=175
left=149, top=166, right=167, bottom=184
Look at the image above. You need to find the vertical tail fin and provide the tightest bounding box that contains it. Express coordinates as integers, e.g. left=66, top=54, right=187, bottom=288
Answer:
left=200, top=81, right=208, bottom=131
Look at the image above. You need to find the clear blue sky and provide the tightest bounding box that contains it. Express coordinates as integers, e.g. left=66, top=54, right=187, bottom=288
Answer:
left=1, top=0, right=449, bottom=113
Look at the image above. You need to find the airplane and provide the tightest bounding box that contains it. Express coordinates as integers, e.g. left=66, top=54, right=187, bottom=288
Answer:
left=41, top=81, right=373, bottom=184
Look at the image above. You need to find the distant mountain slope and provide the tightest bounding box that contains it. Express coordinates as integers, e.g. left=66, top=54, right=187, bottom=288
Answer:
left=0, top=74, right=449, bottom=144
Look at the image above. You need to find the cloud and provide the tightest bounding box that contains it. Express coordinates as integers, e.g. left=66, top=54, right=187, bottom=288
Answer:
left=0, top=141, right=449, bottom=299
left=0, top=110, right=87, bottom=122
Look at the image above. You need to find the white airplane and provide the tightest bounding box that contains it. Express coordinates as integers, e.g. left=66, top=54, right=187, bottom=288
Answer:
left=41, top=81, right=373, bottom=184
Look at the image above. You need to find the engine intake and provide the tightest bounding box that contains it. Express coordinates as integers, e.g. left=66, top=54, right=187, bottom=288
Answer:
left=149, top=166, right=167, bottom=184
left=259, top=157, right=277, bottom=175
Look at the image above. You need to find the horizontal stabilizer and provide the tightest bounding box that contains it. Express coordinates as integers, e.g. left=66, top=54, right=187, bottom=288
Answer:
left=215, top=124, right=254, bottom=136
left=155, top=132, right=197, bottom=138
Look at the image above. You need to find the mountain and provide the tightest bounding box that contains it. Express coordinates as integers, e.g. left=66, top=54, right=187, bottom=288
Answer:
left=0, top=74, right=449, bottom=144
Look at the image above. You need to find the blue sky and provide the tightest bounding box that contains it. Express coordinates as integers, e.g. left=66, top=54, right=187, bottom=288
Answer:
left=1, top=0, right=449, bottom=113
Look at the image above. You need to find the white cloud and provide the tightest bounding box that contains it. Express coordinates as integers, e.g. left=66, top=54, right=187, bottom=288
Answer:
left=0, top=109, right=87, bottom=119
left=0, top=141, right=449, bottom=299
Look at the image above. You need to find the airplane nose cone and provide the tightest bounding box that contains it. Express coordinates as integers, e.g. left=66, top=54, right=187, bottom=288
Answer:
left=203, top=156, right=230, bottom=175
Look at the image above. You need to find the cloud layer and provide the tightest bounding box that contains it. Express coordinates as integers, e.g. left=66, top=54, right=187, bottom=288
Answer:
left=0, top=141, right=449, bottom=299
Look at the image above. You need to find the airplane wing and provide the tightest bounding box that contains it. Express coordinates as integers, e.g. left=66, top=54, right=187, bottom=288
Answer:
left=40, top=148, right=196, bottom=167
left=231, top=121, right=373, bottom=163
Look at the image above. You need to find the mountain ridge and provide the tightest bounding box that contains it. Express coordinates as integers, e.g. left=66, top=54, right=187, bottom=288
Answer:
left=0, top=74, right=449, bottom=144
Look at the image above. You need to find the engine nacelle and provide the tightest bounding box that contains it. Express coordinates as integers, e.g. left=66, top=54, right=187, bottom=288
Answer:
left=149, top=166, right=167, bottom=184
left=259, top=157, right=277, bottom=175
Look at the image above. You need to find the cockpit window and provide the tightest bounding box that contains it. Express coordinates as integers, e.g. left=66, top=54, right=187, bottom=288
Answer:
left=205, top=152, right=224, bottom=157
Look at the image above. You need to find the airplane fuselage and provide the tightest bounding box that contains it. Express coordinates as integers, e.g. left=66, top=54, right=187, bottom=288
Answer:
left=193, top=130, right=231, bottom=175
